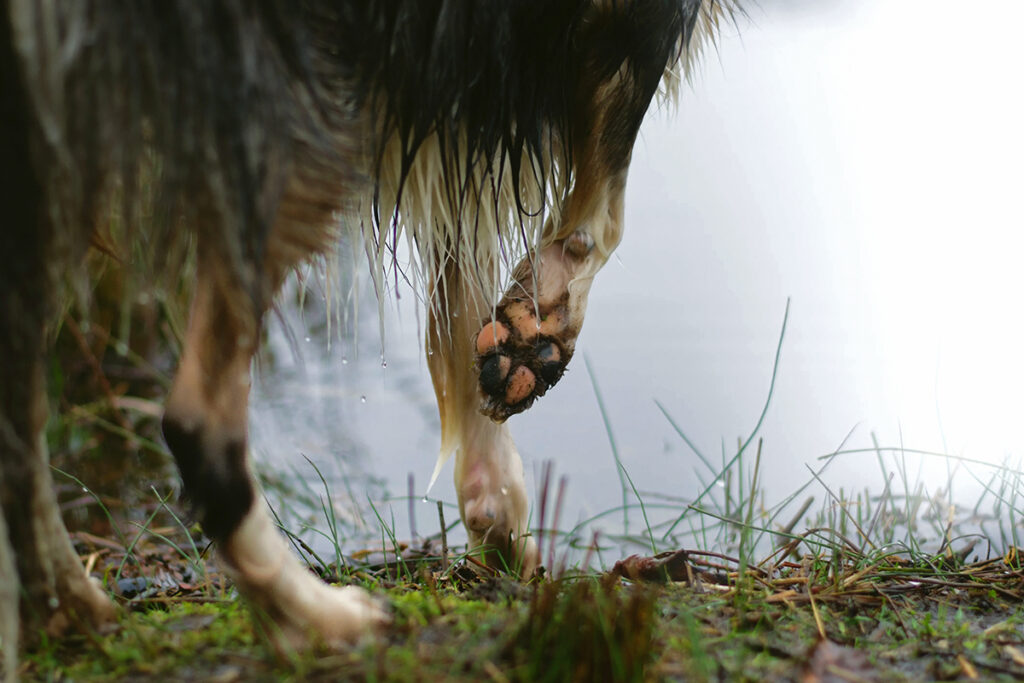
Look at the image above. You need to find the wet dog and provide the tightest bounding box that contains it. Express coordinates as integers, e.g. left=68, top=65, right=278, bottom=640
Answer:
left=0, top=0, right=733, bottom=672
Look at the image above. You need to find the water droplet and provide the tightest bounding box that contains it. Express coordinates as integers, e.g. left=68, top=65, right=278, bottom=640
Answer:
left=421, top=496, right=429, bottom=503
left=716, top=480, right=725, bottom=488
left=341, top=357, right=348, bottom=365
left=360, top=396, right=367, bottom=403
left=500, top=486, right=509, bottom=496
left=381, top=360, right=387, bottom=368
left=304, top=336, right=311, bottom=342
left=81, top=487, right=88, bottom=493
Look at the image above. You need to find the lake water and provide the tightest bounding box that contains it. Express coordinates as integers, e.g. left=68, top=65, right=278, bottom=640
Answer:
left=249, top=0, right=1024, bottom=558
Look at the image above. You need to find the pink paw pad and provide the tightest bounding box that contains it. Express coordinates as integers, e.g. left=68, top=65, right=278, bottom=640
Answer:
left=476, top=321, right=510, bottom=355
left=474, top=301, right=570, bottom=421
left=504, top=365, right=536, bottom=404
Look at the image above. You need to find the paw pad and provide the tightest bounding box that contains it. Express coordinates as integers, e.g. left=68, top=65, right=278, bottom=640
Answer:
left=475, top=300, right=570, bottom=421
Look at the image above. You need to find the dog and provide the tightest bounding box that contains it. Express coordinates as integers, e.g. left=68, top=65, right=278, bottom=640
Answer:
left=0, top=0, right=734, bottom=672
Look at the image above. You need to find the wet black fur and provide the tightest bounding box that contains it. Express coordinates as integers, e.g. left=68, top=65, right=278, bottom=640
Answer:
left=161, top=423, right=254, bottom=543
left=350, top=0, right=703, bottom=226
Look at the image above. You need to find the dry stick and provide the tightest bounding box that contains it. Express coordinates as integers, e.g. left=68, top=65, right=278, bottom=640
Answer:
left=956, top=654, right=979, bottom=680
left=436, top=501, right=449, bottom=572
left=777, top=496, right=815, bottom=542
left=87, top=317, right=172, bottom=389
left=765, top=497, right=816, bottom=566
left=581, top=530, right=600, bottom=574
left=62, top=314, right=131, bottom=431
left=408, top=473, right=417, bottom=542
left=891, top=575, right=1021, bottom=601
left=684, top=556, right=704, bottom=592
left=954, top=539, right=979, bottom=563
left=739, top=438, right=764, bottom=570
left=482, top=660, right=512, bottom=683
left=465, top=554, right=498, bottom=576
left=823, top=666, right=875, bottom=683
left=806, top=464, right=877, bottom=553
left=762, top=537, right=803, bottom=569
left=549, top=475, right=567, bottom=577
left=688, top=549, right=770, bottom=577
left=537, top=461, right=553, bottom=572
left=785, top=524, right=864, bottom=559
left=865, top=472, right=895, bottom=546
left=806, top=567, right=827, bottom=640
left=935, top=499, right=957, bottom=558
left=877, top=590, right=911, bottom=638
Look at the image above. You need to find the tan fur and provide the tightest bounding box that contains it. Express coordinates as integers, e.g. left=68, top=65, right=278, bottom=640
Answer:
left=354, top=129, right=567, bottom=333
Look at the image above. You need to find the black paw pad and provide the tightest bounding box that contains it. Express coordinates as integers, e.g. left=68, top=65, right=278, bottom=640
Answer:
left=478, top=354, right=511, bottom=396
left=535, top=342, right=564, bottom=387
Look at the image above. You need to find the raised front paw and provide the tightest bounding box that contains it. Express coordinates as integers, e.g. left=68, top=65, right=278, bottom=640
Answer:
left=475, top=299, right=571, bottom=422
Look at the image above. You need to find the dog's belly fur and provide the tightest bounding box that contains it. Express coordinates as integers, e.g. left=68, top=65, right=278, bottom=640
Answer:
left=0, top=0, right=733, bottom=673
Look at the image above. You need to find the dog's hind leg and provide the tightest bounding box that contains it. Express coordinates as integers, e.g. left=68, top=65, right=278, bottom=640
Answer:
left=161, top=245, right=388, bottom=649
left=0, top=294, right=114, bottom=644
left=0, top=11, right=116, bottom=664
left=428, top=261, right=539, bottom=576
left=0, top=281, right=115, bottom=662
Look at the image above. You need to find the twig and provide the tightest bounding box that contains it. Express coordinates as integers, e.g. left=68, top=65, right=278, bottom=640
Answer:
left=437, top=501, right=449, bottom=572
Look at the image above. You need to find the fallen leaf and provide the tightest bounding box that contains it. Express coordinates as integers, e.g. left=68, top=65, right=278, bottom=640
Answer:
left=1004, top=645, right=1024, bottom=667
left=611, top=550, right=690, bottom=583
left=957, top=654, right=978, bottom=679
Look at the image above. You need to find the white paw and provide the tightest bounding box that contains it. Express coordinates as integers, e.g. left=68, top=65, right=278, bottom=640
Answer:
left=223, top=504, right=389, bottom=650
left=269, top=581, right=389, bottom=651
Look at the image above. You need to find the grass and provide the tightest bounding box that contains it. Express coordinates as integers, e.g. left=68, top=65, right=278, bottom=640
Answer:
left=21, top=536, right=1024, bottom=681
left=20, top=291, right=1024, bottom=681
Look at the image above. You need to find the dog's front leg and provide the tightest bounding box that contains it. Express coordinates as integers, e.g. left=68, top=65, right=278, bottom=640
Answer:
left=471, top=10, right=671, bottom=421
left=474, top=168, right=627, bottom=422
left=428, top=262, right=539, bottom=576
